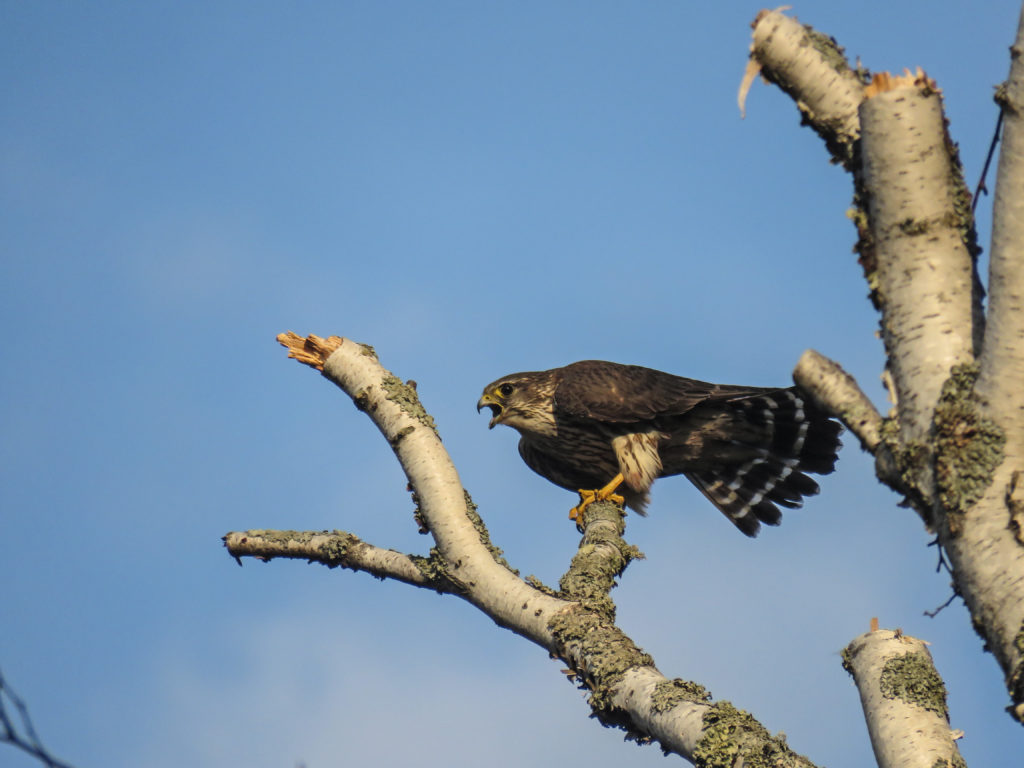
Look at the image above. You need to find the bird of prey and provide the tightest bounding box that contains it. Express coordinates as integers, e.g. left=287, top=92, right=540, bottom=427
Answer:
left=477, top=360, right=842, bottom=536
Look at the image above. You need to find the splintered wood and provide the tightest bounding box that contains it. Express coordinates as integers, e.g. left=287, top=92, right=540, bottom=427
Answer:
left=864, top=68, right=940, bottom=99
left=276, top=331, right=344, bottom=371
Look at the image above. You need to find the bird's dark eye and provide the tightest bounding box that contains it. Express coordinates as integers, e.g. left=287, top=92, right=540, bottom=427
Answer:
left=499, top=383, right=515, bottom=397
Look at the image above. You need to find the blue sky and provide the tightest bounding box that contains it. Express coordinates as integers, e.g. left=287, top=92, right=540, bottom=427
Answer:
left=2, top=2, right=1021, bottom=766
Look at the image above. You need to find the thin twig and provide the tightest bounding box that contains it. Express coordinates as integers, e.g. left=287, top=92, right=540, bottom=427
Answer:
left=0, top=669, right=76, bottom=768
left=927, top=536, right=953, bottom=575
left=972, top=108, right=1004, bottom=214
left=924, top=591, right=959, bottom=619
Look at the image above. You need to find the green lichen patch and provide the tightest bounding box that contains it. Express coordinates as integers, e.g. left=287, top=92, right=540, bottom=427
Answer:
left=380, top=374, right=439, bottom=435
left=893, top=440, right=933, bottom=515
left=931, top=755, right=968, bottom=768
left=315, top=529, right=360, bottom=565
left=934, top=363, right=1006, bottom=518
left=802, top=25, right=851, bottom=74
left=559, top=500, right=643, bottom=616
left=897, top=441, right=930, bottom=476
left=874, top=415, right=933, bottom=519
left=524, top=575, right=558, bottom=597
left=409, top=546, right=464, bottom=594
left=357, top=343, right=378, bottom=359
left=557, top=558, right=617, bottom=623
left=694, top=701, right=812, bottom=768
left=879, top=651, right=948, bottom=718
left=849, top=199, right=880, bottom=308
left=840, top=644, right=855, bottom=675
left=461, top=491, right=517, bottom=575
left=548, top=607, right=654, bottom=718
left=651, top=678, right=711, bottom=714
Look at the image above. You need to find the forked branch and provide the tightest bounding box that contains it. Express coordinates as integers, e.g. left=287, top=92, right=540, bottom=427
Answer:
left=752, top=6, right=1024, bottom=722
left=223, top=332, right=824, bottom=767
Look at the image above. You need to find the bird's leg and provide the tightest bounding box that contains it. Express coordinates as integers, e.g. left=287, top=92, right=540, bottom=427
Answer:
left=569, top=473, right=626, bottom=520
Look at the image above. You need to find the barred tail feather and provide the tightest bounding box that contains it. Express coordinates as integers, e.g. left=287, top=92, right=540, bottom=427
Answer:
left=687, top=388, right=842, bottom=536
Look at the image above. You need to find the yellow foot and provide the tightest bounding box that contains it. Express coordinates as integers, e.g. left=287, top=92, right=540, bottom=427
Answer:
left=569, top=474, right=626, bottom=520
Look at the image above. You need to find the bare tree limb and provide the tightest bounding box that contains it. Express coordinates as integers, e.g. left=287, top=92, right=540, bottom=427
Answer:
left=843, top=626, right=965, bottom=768
left=792, top=349, right=884, bottom=453
left=954, top=4, right=1024, bottom=724
left=792, top=349, right=903, bottom=491
left=981, top=5, right=1024, bottom=403
left=223, top=529, right=453, bottom=590
left=751, top=4, right=1024, bottom=725
left=225, top=332, right=825, bottom=766
left=273, top=333, right=564, bottom=644
left=860, top=69, right=979, bottom=449
left=746, top=9, right=866, bottom=168
left=0, top=669, right=76, bottom=768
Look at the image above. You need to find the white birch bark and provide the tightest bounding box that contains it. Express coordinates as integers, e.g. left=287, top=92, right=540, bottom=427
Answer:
left=962, top=4, right=1024, bottom=721
left=844, top=629, right=965, bottom=768
left=752, top=0, right=1024, bottom=727
left=747, top=10, right=864, bottom=166
left=859, top=71, right=977, bottom=447
left=981, top=6, right=1024, bottom=401
left=224, top=333, right=821, bottom=767
left=215, top=8, right=1024, bottom=763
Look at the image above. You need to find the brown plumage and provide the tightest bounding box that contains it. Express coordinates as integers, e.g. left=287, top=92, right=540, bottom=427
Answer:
left=477, top=360, right=842, bottom=536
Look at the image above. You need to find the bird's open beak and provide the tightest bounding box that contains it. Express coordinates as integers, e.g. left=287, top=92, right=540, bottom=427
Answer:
left=477, top=393, right=504, bottom=429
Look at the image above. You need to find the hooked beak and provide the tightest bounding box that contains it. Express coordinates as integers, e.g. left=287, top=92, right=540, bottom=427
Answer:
left=477, top=393, right=504, bottom=429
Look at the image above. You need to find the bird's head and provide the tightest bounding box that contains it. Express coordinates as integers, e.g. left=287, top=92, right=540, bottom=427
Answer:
left=477, top=371, right=555, bottom=434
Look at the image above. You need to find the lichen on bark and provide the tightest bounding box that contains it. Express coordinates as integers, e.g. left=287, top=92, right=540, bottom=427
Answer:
left=380, top=374, right=439, bottom=435
left=548, top=607, right=655, bottom=717
left=693, top=701, right=812, bottom=768
left=558, top=501, right=642, bottom=616
left=878, top=651, right=949, bottom=718
left=651, top=678, right=712, bottom=713
left=934, top=362, right=1006, bottom=519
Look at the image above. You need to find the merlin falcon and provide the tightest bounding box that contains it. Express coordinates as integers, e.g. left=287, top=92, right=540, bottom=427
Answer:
left=477, top=360, right=842, bottom=536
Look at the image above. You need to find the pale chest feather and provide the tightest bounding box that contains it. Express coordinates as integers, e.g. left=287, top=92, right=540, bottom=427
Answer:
left=612, top=430, right=668, bottom=493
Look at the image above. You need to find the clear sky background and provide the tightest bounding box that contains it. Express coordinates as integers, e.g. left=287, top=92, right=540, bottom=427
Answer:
left=2, top=2, right=1021, bottom=767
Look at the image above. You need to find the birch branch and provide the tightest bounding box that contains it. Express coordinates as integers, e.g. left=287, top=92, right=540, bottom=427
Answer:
left=223, top=332, right=826, bottom=767
left=792, top=349, right=901, bottom=490
left=860, top=70, right=979, bottom=450
left=267, top=333, right=563, bottom=644
left=750, top=6, right=1024, bottom=722
left=950, top=4, right=1024, bottom=724
left=0, top=669, right=77, bottom=768
left=980, top=4, right=1024, bottom=406
left=792, top=349, right=883, bottom=453
left=843, top=626, right=965, bottom=768
left=745, top=9, right=865, bottom=168
left=223, top=529, right=450, bottom=590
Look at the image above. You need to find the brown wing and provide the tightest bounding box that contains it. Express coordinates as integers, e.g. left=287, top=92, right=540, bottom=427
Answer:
left=553, top=360, right=766, bottom=423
